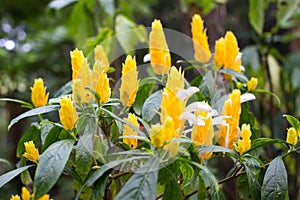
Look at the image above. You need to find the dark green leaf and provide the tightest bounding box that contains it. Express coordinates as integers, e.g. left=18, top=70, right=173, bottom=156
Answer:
left=0, top=165, right=34, bottom=188
left=9, top=105, right=59, bottom=129
left=248, top=0, right=264, bottom=34
left=92, top=171, right=110, bottom=200
left=142, top=90, right=162, bottom=122
left=64, top=165, right=82, bottom=184
left=162, top=177, right=184, bottom=200
left=40, top=122, right=54, bottom=145
left=247, top=138, right=287, bottom=153
left=198, top=175, right=207, bottom=200
left=115, top=156, right=160, bottom=200
left=17, top=124, right=40, bottom=158
left=245, top=164, right=261, bottom=200
left=261, top=156, right=288, bottom=200
left=42, top=126, right=62, bottom=151
left=180, top=162, right=194, bottom=186
left=133, top=79, right=155, bottom=115
left=33, top=139, right=75, bottom=199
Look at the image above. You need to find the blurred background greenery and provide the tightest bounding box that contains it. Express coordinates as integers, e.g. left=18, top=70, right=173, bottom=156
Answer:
left=0, top=0, right=299, bottom=199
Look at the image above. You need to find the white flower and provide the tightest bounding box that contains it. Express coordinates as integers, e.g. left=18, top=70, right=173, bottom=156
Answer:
left=240, top=93, right=256, bottom=103
left=176, top=87, right=200, bottom=101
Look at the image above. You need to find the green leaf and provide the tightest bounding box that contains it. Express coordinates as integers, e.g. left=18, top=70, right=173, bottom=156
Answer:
left=198, top=175, right=207, bottom=200
left=0, top=98, right=32, bottom=109
left=196, top=145, right=235, bottom=155
left=33, top=139, right=75, bottom=199
left=283, top=114, right=300, bottom=132
left=248, top=0, right=264, bottom=34
left=252, top=89, right=281, bottom=107
left=247, top=138, right=287, bottom=153
left=276, top=0, right=300, bottom=28
left=237, top=174, right=251, bottom=200
left=53, top=81, right=72, bottom=98
left=0, top=158, right=12, bottom=169
left=180, top=162, right=194, bottom=186
left=115, top=14, right=147, bottom=53
left=245, top=164, right=261, bottom=199
left=162, top=177, right=184, bottom=200
left=40, top=122, right=54, bottom=145
left=0, top=165, right=34, bottom=188
left=42, top=126, right=62, bottom=151
left=97, top=0, right=115, bottom=16
left=75, top=154, right=151, bottom=199
left=115, top=156, right=160, bottom=200
left=91, top=171, right=110, bottom=200
left=261, top=156, right=288, bottom=200
left=133, top=78, right=155, bottom=115
left=17, top=124, right=40, bottom=158
left=142, top=90, right=162, bottom=122
left=219, top=68, right=249, bottom=83
left=8, top=105, right=59, bottom=129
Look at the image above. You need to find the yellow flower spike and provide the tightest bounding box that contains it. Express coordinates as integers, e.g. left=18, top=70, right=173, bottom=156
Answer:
left=10, top=195, right=21, bottom=200
left=23, top=141, right=39, bottom=163
left=191, top=108, right=214, bottom=161
left=191, top=14, right=211, bottom=63
left=247, top=77, right=258, bottom=91
left=119, top=55, right=139, bottom=107
left=224, top=31, right=241, bottom=72
left=218, top=89, right=241, bottom=149
left=214, top=37, right=225, bottom=68
left=70, top=48, right=86, bottom=81
left=161, top=67, right=185, bottom=137
left=92, top=61, right=111, bottom=103
left=286, top=127, right=298, bottom=145
left=123, top=113, right=139, bottom=149
left=21, top=187, right=30, bottom=200
left=149, top=19, right=171, bottom=75
left=234, top=124, right=252, bottom=155
left=59, top=96, right=78, bottom=130
left=94, top=45, right=110, bottom=73
left=30, top=78, right=49, bottom=107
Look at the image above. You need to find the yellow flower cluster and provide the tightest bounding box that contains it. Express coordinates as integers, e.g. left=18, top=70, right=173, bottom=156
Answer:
left=234, top=124, right=252, bottom=154
left=10, top=187, right=50, bottom=200
left=23, top=141, right=39, bottom=163
left=31, top=78, right=49, bottom=107
left=59, top=96, right=78, bottom=130
left=123, top=113, right=139, bottom=149
left=120, top=55, right=140, bottom=107
left=70, top=45, right=111, bottom=104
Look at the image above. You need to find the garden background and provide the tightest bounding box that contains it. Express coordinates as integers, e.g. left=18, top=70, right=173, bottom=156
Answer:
left=0, top=0, right=300, bottom=199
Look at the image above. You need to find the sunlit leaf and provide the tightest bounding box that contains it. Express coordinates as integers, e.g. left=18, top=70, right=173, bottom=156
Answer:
left=248, top=0, right=264, bottom=34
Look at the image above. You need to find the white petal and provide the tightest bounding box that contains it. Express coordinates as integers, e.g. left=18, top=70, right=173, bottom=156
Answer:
left=179, top=112, right=196, bottom=126
left=240, top=93, right=256, bottom=103
left=143, top=53, right=151, bottom=63
left=176, top=87, right=200, bottom=101
left=185, top=102, right=212, bottom=113
left=195, top=117, right=205, bottom=126
left=235, top=52, right=242, bottom=62
left=240, top=65, right=245, bottom=72
left=211, top=109, right=218, bottom=116
left=212, top=116, right=229, bottom=126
